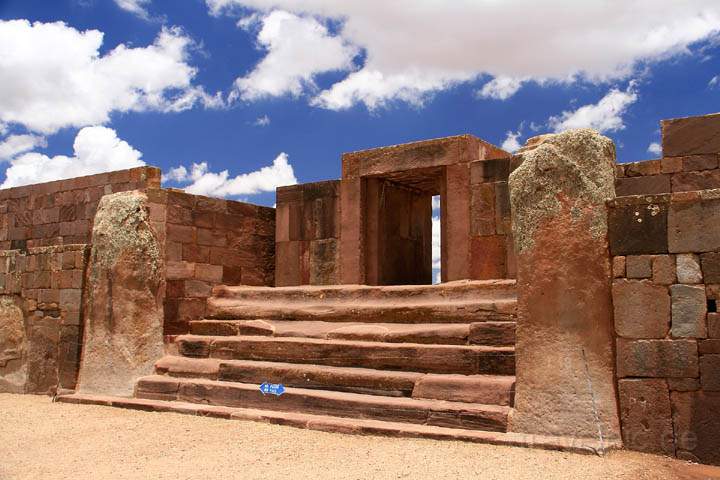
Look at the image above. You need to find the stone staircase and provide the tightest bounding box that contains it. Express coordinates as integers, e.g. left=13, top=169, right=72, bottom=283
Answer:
left=137, top=280, right=516, bottom=431
left=60, top=279, right=607, bottom=450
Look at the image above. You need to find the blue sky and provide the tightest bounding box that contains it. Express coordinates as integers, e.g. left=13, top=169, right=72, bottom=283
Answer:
left=0, top=0, right=719, bottom=209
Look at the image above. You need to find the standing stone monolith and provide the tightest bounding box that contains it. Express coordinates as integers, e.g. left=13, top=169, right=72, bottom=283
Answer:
left=508, top=129, right=621, bottom=445
left=0, top=296, right=27, bottom=393
left=77, top=191, right=164, bottom=396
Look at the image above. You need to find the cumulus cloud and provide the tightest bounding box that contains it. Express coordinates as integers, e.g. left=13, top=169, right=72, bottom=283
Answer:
left=501, top=130, right=523, bottom=153
left=432, top=215, right=441, bottom=272
left=1, top=126, right=144, bottom=188
left=207, top=0, right=720, bottom=108
left=710, top=75, right=719, bottom=88
left=0, top=20, right=219, bottom=135
left=168, top=153, right=297, bottom=198
left=233, top=10, right=357, bottom=101
left=648, top=142, right=662, bottom=156
left=0, top=134, right=47, bottom=162
left=478, top=77, right=526, bottom=100
left=114, top=0, right=151, bottom=19
left=161, top=165, right=189, bottom=183
left=548, top=84, right=638, bottom=133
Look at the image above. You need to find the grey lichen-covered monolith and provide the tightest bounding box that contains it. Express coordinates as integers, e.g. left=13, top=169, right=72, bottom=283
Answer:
left=508, top=129, right=622, bottom=445
left=77, top=191, right=164, bottom=396
left=0, top=296, right=27, bottom=393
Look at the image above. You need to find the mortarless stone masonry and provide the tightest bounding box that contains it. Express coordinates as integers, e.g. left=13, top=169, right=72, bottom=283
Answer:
left=4, top=112, right=720, bottom=466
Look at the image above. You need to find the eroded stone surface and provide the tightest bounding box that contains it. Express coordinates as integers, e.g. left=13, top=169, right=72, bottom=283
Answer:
left=613, top=280, right=670, bottom=339
left=0, top=296, right=27, bottom=393
left=508, top=129, right=620, bottom=441
left=618, top=379, right=675, bottom=455
left=671, top=284, right=707, bottom=338
left=77, top=191, right=164, bottom=396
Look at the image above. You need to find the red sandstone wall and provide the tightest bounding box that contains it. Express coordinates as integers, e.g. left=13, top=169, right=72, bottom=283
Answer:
left=0, top=245, right=89, bottom=394
left=275, top=181, right=340, bottom=286
left=609, top=190, right=720, bottom=464
left=0, top=167, right=160, bottom=249
left=147, top=189, right=275, bottom=335
left=615, top=113, right=720, bottom=196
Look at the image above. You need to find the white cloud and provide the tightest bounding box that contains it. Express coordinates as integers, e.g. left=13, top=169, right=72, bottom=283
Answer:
left=710, top=75, right=719, bottom=87
left=253, top=115, right=271, bottom=126
left=548, top=84, right=638, bottom=133
left=114, top=0, right=150, bottom=19
left=207, top=1, right=720, bottom=108
left=1, top=126, right=144, bottom=189
left=647, top=142, right=662, bottom=156
left=161, top=165, right=189, bottom=183
left=0, top=20, right=219, bottom=135
left=432, top=215, right=441, bottom=271
left=0, top=134, right=47, bottom=162
left=233, top=10, right=357, bottom=101
left=501, top=130, right=523, bottom=153
left=170, top=153, right=297, bottom=198
left=478, top=77, right=526, bottom=100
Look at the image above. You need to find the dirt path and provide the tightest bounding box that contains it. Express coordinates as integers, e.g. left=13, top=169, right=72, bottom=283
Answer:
left=1, top=394, right=718, bottom=480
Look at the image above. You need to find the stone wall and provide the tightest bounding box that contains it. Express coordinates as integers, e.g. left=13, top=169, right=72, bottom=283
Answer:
left=609, top=190, right=720, bottom=464
left=615, top=113, right=720, bottom=196
left=147, top=188, right=275, bottom=335
left=0, top=167, right=160, bottom=249
left=0, top=245, right=89, bottom=394
left=275, top=181, right=340, bottom=286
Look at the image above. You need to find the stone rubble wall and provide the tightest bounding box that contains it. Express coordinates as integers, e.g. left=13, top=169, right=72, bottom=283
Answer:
left=146, top=188, right=275, bottom=335
left=609, top=189, right=720, bottom=464
left=0, top=244, right=89, bottom=394
left=0, top=167, right=160, bottom=249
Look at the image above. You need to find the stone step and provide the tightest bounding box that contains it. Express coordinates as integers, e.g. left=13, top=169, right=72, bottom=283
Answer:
left=175, top=335, right=515, bottom=375
left=56, top=393, right=612, bottom=455
left=212, top=279, right=517, bottom=302
left=134, top=375, right=511, bottom=432
left=206, top=298, right=516, bottom=324
left=188, top=319, right=516, bottom=346
left=154, top=356, right=516, bottom=405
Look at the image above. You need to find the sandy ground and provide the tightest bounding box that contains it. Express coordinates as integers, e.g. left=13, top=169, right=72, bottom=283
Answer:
left=1, top=394, right=719, bottom=480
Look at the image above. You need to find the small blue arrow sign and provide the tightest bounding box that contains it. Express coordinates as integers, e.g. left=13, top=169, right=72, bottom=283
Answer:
left=259, top=382, right=286, bottom=396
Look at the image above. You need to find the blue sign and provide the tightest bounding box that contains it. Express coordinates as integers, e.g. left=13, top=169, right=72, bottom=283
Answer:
left=259, top=382, right=286, bottom=396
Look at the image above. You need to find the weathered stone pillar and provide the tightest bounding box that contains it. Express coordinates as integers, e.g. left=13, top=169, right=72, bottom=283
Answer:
left=77, top=191, right=164, bottom=396
left=0, top=296, right=27, bottom=393
left=508, top=130, right=621, bottom=444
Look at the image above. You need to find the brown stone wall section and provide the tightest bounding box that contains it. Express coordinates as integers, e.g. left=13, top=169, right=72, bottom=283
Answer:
left=616, top=113, right=720, bottom=196
left=0, top=245, right=89, bottom=394
left=275, top=181, right=340, bottom=286
left=147, top=189, right=275, bottom=334
left=609, top=189, right=720, bottom=465
left=0, top=167, right=160, bottom=249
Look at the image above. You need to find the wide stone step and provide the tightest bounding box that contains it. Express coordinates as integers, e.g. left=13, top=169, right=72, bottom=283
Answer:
left=134, top=375, right=511, bottom=432
left=175, top=335, right=515, bottom=375
left=206, top=298, right=516, bottom=324
left=154, top=356, right=516, bottom=405
left=188, top=319, right=516, bottom=346
left=212, top=279, right=517, bottom=302
left=56, top=393, right=612, bottom=455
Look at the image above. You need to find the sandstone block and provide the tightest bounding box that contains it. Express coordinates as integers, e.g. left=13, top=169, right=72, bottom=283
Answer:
left=683, top=154, right=718, bottom=171
left=668, top=378, right=700, bottom=392
left=671, top=391, right=720, bottom=465
left=608, top=201, right=668, bottom=255
left=700, top=339, right=720, bottom=354
left=615, top=175, right=670, bottom=196
left=194, top=263, right=223, bottom=283
left=626, top=255, right=652, bottom=279
left=662, top=113, right=720, bottom=156
left=77, top=191, right=164, bottom=396
left=701, top=253, right=720, bottom=284
left=709, top=313, right=720, bottom=338
left=668, top=198, right=720, bottom=253
left=470, top=235, right=506, bottom=279
left=701, top=354, right=720, bottom=391
left=676, top=254, right=703, bottom=284
left=618, top=379, right=675, bottom=455
left=661, top=156, right=683, bottom=174
left=652, top=255, right=676, bottom=285
left=617, top=338, right=698, bottom=378
left=672, top=170, right=720, bottom=192
left=613, top=279, right=670, bottom=338
left=671, top=284, right=707, bottom=338
left=612, top=256, right=626, bottom=278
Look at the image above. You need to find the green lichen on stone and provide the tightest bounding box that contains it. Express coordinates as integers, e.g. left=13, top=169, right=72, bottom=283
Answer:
left=88, top=191, right=161, bottom=283
left=509, top=129, right=616, bottom=252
